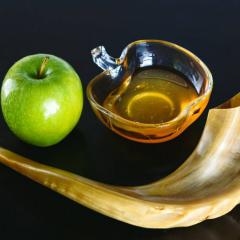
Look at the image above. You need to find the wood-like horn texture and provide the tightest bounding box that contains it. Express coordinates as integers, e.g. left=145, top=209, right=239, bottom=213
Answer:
left=0, top=93, right=239, bottom=228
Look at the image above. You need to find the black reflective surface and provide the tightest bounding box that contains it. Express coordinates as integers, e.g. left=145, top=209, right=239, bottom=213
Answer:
left=0, top=1, right=239, bottom=239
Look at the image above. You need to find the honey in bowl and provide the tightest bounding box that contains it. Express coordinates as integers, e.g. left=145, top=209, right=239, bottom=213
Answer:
left=103, top=67, right=198, bottom=124
left=88, top=40, right=213, bottom=143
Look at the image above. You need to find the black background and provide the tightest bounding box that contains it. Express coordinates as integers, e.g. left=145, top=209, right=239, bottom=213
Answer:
left=0, top=1, right=240, bottom=239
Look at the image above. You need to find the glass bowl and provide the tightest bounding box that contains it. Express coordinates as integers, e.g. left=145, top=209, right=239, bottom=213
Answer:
left=87, top=40, right=213, bottom=143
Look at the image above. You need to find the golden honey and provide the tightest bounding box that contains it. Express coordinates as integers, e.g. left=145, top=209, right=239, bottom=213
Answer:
left=103, top=67, right=198, bottom=124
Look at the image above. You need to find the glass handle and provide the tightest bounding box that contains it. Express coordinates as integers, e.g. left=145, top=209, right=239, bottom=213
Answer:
left=91, top=46, right=119, bottom=71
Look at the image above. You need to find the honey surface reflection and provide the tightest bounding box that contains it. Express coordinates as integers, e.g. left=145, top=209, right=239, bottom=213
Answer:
left=103, top=67, right=198, bottom=124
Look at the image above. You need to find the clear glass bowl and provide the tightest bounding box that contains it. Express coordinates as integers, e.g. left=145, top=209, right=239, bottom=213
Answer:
left=87, top=40, right=213, bottom=143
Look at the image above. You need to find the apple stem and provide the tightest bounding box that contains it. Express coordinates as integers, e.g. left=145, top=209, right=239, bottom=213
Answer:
left=38, top=56, right=49, bottom=78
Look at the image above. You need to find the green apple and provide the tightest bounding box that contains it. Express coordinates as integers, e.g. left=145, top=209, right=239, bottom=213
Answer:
left=1, top=54, right=83, bottom=147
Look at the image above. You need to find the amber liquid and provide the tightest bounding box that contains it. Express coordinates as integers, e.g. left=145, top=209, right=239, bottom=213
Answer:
left=103, top=67, right=198, bottom=124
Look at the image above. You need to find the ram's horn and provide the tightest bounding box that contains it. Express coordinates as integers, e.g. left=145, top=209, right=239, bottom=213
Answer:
left=0, top=92, right=239, bottom=229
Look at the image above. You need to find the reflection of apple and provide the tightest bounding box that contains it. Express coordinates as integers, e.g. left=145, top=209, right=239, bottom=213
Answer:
left=1, top=54, right=83, bottom=147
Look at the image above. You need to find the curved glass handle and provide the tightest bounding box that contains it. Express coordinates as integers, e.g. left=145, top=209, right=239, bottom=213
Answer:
left=91, top=46, right=119, bottom=71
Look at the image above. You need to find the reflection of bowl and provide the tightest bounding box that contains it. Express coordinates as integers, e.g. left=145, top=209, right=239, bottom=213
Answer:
left=87, top=40, right=213, bottom=143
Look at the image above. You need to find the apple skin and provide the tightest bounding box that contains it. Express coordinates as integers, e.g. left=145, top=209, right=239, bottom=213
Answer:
left=1, top=54, right=83, bottom=147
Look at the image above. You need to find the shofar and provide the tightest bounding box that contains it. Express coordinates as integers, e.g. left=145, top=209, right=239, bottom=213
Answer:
left=0, top=93, right=239, bottom=229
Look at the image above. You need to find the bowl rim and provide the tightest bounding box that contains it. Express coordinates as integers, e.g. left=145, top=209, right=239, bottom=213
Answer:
left=87, top=39, right=213, bottom=128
